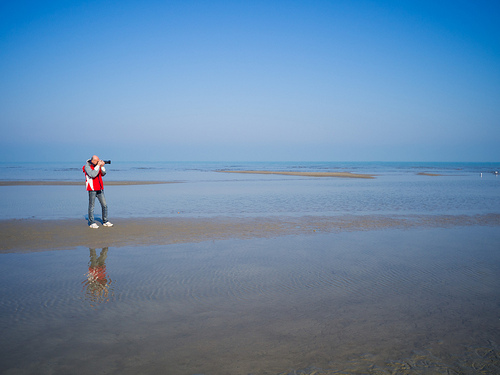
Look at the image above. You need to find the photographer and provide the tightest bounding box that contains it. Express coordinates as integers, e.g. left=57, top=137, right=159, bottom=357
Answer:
left=83, top=155, right=113, bottom=229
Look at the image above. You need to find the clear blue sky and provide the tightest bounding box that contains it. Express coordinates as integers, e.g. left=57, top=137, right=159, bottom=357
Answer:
left=1, top=0, right=499, bottom=162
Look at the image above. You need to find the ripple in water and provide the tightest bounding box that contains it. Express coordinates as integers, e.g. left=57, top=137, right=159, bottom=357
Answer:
left=1, top=227, right=500, bottom=375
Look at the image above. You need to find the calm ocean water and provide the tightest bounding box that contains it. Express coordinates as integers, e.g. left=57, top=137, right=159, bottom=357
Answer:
left=0, top=161, right=499, bottom=220
left=1, top=160, right=499, bottom=181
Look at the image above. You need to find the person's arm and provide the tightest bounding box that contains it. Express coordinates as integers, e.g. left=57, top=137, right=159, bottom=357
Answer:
left=100, top=166, right=106, bottom=177
left=84, top=163, right=101, bottom=178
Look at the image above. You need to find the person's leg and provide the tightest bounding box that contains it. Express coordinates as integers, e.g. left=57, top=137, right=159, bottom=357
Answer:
left=88, top=191, right=97, bottom=225
left=96, top=190, right=108, bottom=223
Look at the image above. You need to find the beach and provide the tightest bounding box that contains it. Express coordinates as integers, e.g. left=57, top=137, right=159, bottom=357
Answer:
left=1, top=161, right=499, bottom=374
left=3, top=0, right=500, bottom=372
left=2, top=213, right=500, bottom=253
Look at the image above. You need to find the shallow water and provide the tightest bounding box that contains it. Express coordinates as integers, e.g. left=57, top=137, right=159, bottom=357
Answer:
left=1, top=162, right=499, bottom=220
left=1, top=226, right=499, bottom=374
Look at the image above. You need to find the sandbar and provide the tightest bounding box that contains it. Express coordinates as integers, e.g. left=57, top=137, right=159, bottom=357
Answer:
left=217, top=170, right=375, bottom=179
left=0, top=180, right=179, bottom=186
left=417, top=172, right=443, bottom=177
left=1, top=213, right=499, bottom=253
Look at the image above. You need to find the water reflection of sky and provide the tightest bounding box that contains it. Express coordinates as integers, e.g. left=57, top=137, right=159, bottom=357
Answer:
left=1, top=172, right=499, bottom=220
left=1, top=226, right=499, bottom=374
left=1, top=161, right=499, bottom=181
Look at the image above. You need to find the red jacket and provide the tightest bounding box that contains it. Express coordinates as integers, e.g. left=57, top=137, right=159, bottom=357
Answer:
left=83, top=161, right=105, bottom=191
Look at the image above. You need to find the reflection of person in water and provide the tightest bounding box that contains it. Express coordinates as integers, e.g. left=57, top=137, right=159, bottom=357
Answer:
left=82, top=247, right=113, bottom=307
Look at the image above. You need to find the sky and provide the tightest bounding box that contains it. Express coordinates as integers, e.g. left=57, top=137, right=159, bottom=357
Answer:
left=0, top=0, right=499, bottom=162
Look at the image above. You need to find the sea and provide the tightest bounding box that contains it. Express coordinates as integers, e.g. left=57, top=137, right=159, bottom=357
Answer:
left=0, top=161, right=499, bottom=220
left=1, top=161, right=500, bottom=374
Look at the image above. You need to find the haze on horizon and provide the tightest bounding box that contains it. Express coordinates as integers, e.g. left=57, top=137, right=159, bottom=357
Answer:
left=0, top=0, right=499, bottom=162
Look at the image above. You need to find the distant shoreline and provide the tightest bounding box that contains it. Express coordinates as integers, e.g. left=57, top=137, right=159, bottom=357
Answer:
left=217, top=170, right=376, bottom=179
left=0, top=180, right=179, bottom=186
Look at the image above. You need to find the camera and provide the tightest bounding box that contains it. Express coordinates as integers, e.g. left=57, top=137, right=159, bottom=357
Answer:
left=102, top=160, right=111, bottom=164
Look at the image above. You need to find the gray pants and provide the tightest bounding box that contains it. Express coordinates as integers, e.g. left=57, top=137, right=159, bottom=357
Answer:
left=88, top=190, right=108, bottom=225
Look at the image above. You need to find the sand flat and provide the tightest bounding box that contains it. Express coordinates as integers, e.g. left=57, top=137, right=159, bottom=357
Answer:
left=0, top=180, right=179, bottom=186
left=1, top=213, right=499, bottom=253
left=217, top=170, right=375, bottom=178
left=417, top=172, right=444, bottom=176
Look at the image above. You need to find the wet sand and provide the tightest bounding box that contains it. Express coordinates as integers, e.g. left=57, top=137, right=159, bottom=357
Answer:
left=0, top=180, right=178, bottom=186
left=217, top=170, right=375, bottom=178
left=417, top=172, right=444, bottom=176
left=1, top=213, right=499, bottom=253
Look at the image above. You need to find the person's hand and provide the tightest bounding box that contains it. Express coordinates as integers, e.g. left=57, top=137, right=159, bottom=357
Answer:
left=98, top=160, right=105, bottom=166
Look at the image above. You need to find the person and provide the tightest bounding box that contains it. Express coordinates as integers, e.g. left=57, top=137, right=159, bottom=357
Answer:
left=83, top=155, right=113, bottom=228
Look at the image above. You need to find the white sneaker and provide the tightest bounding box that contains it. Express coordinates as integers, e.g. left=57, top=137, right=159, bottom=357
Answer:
left=89, top=223, right=99, bottom=229
left=103, top=221, right=114, bottom=227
